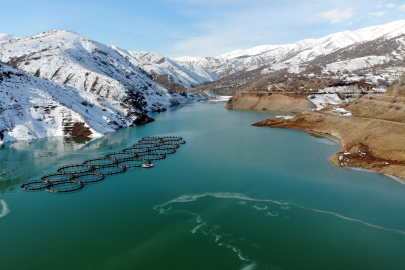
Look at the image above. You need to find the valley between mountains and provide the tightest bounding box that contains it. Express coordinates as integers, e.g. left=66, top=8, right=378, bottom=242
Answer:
left=2, top=20, right=405, bottom=181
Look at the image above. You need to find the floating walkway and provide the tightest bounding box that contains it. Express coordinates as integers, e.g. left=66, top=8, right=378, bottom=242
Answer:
left=20, top=136, right=186, bottom=194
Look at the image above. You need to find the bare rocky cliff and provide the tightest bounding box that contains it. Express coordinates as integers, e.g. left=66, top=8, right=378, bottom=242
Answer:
left=224, top=92, right=316, bottom=112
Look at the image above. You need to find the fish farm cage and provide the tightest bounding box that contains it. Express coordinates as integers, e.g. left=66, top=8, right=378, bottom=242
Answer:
left=20, top=136, right=186, bottom=194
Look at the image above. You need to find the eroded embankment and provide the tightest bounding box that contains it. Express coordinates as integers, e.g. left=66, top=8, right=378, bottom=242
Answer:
left=252, top=94, right=405, bottom=180
left=225, top=92, right=316, bottom=112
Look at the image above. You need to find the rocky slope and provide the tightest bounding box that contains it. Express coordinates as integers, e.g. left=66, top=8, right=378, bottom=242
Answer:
left=252, top=93, right=405, bottom=180
left=224, top=92, right=316, bottom=112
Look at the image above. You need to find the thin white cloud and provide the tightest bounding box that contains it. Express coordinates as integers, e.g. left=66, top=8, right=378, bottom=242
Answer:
left=319, top=9, right=354, bottom=23
left=386, top=3, right=397, bottom=8
left=369, top=10, right=388, bottom=17
left=399, top=4, right=405, bottom=11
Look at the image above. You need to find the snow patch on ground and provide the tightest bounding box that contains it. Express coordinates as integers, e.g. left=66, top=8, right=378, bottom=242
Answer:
left=333, top=107, right=352, bottom=116
left=205, top=92, right=232, bottom=101
left=275, top=115, right=295, bottom=119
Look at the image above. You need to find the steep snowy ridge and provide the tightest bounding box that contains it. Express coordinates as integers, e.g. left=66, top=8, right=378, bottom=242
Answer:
left=0, top=63, right=145, bottom=143
left=111, top=47, right=219, bottom=89
left=0, top=30, right=202, bottom=113
left=175, top=20, right=405, bottom=77
left=0, top=30, right=207, bottom=143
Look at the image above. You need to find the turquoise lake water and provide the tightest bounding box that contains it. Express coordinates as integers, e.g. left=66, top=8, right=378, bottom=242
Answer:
left=1, top=102, right=405, bottom=270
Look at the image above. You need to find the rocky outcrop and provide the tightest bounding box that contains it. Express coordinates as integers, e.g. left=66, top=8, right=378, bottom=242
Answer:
left=224, top=92, right=316, bottom=112
left=252, top=94, right=405, bottom=181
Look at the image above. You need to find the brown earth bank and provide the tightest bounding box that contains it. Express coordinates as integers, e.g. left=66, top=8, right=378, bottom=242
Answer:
left=224, top=92, right=316, bottom=112
left=252, top=93, right=405, bottom=181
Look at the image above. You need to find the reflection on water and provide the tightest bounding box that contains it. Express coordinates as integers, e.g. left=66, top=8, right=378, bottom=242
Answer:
left=0, top=136, right=112, bottom=194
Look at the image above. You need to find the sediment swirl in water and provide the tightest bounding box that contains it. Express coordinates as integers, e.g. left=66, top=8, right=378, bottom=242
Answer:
left=0, top=199, right=10, bottom=219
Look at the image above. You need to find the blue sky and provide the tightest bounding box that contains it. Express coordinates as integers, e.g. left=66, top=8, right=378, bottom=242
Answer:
left=1, top=0, right=405, bottom=57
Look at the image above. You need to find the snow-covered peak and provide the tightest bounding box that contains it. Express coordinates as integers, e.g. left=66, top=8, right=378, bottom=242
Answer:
left=352, top=20, right=405, bottom=40
left=216, top=45, right=280, bottom=60
left=173, top=55, right=203, bottom=62
left=129, top=51, right=166, bottom=64
left=0, top=33, right=15, bottom=42
left=111, top=47, right=219, bottom=89
left=175, top=20, right=405, bottom=77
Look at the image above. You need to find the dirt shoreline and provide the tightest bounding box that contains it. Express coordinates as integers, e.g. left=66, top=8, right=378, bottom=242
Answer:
left=251, top=94, right=405, bottom=181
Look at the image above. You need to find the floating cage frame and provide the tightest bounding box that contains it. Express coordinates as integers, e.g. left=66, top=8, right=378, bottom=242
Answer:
left=137, top=152, right=166, bottom=161
left=84, top=157, right=118, bottom=168
left=41, top=173, right=74, bottom=184
left=118, top=159, right=150, bottom=168
left=57, top=164, right=94, bottom=175
left=122, top=147, right=150, bottom=156
left=21, top=135, right=186, bottom=194
left=21, top=180, right=49, bottom=191
left=156, top=142, right=180, bottom=149
left=74, top=171, right=105, bottom=184
left=160, top=136, right=186, bottom=144
left=93, top=164, right=127, bottom=175
left=46, top=180, right=84, bottom=193
left=148, top=147, right=176, bottom=155
left=139, top=136, right=164, bottom=143
left=106, top=152, right=138, bottom=161
left=135, top=141, right=159, bottom=148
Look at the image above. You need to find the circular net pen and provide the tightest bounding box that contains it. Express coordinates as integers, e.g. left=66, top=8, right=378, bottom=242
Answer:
left=160, top=136, right=183, bottom=140
left=21, top=180, right=49, bottom=192
left=41, top=173, right=74, bottom=184
left=122, top=147, right=150, bottom=156
left=93, top=164, right=127, bottom=175
left=137, top=153, right=166, bottom=161
left=57, top=164, right=94, bottom=175
left=74, top=171, right=105, bottom=184
left=155, top=142, right=180, bottom=149
left=84, top=157, right=118, bottom=168
left=106, top=152, right=138, bottom=162
left=46, top=180, right=84, bottom=194
left=118, top=159, right=150, bottom=169
left=147, top=146, right=176, bottom=155
left=139, top=136, right=164, bottom=143
left=161, top=138, right=186, bottom=144
left=135, top=141, right=159, bottom=148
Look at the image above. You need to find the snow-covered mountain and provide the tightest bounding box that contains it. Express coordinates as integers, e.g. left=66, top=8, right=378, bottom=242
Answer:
left=0, top=63, right=140, bottom=143
left=0, top=30, right=206, bottom=113
left=0, top=34, right=15, bottom=42
left=0, top=30, right=207, bottom=143
left=175, top=20, right=405, bottom=77
left=111, top=47, right=219, bottom=89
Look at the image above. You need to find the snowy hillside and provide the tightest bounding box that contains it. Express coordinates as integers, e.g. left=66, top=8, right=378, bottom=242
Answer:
left=111, top=47, right=219, bottom=89
left=175, top=20, right=405, bottom=77
left=0, top=63, right=149, bottom=144
left=0, top=31, right=208, bottom=143
left=0, top=30, right=204, bottom=114
left=0, top=34, right=15, bottom=42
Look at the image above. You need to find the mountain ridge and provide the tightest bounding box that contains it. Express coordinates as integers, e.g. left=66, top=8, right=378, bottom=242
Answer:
left=174, top=20, right=405, bottom=77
